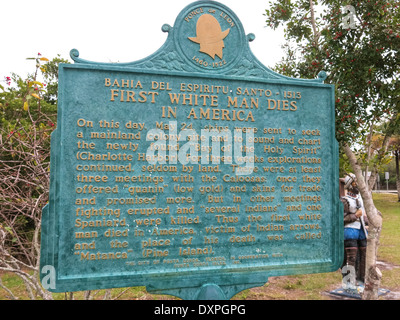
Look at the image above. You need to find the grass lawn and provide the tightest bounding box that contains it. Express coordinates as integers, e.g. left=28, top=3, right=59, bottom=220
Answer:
left=373, top=193, right=400, bottom=292
left=1, top=193, right=398, bottom=300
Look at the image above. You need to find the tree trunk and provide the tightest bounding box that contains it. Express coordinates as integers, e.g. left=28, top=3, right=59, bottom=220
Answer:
left=367, top=114, right=397, bottom=192
left=395, top=150, right=400, bottom=202
left=343, top=143, right=383, bottom=300
left=309, top=0, right=319, bottom=46
left=365, top=123, right=374, bottom=191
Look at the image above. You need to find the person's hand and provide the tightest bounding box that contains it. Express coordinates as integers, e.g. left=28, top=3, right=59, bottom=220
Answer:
left=355, top=209, right=363, bottom=218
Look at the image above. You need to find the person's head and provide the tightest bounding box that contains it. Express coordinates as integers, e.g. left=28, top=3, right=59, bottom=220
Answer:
left=344, top=173, right=359, bottom=194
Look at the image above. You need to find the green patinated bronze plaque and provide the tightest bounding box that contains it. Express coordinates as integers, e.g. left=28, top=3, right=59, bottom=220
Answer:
left=40, top=1, right=342, bottom=299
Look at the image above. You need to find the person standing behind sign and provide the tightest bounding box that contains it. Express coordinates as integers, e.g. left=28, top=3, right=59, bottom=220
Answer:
left=340, top=173, right=369, bottom=290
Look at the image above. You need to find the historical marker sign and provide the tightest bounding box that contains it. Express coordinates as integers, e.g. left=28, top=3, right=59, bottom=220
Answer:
left=40, top=1, right=342, bottom=299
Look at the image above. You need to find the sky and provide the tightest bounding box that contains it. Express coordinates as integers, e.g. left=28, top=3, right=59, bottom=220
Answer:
left=1, top=0, right=285, bottom=81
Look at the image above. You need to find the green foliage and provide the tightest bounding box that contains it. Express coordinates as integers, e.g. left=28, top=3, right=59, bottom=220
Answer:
left=41, top=54, right=70, bottom=104
left=1, top=53, right=68, bottom=126
left=264, top=0, right=400, bottom=145
left=0, top=53, right=69, bottom=158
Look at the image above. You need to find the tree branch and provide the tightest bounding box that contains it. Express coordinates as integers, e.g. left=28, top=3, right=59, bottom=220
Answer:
left=309, top=0, right=320, bottom=46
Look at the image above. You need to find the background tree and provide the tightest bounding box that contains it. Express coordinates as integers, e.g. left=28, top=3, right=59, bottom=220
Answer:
left=0, top=54, right=66, bottom=299
left=264, top=0, right=399, bottom=299
left=387, top=117, right=400, bottom=201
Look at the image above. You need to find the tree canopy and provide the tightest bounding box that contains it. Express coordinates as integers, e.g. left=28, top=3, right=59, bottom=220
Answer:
left=265, top=0, right=400, bottom=145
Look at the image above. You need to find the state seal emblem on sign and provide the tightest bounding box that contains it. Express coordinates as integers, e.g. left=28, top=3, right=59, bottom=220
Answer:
left=175, top=3, right=244, bottom=71
left=188, top=14, right=230, bottom=60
